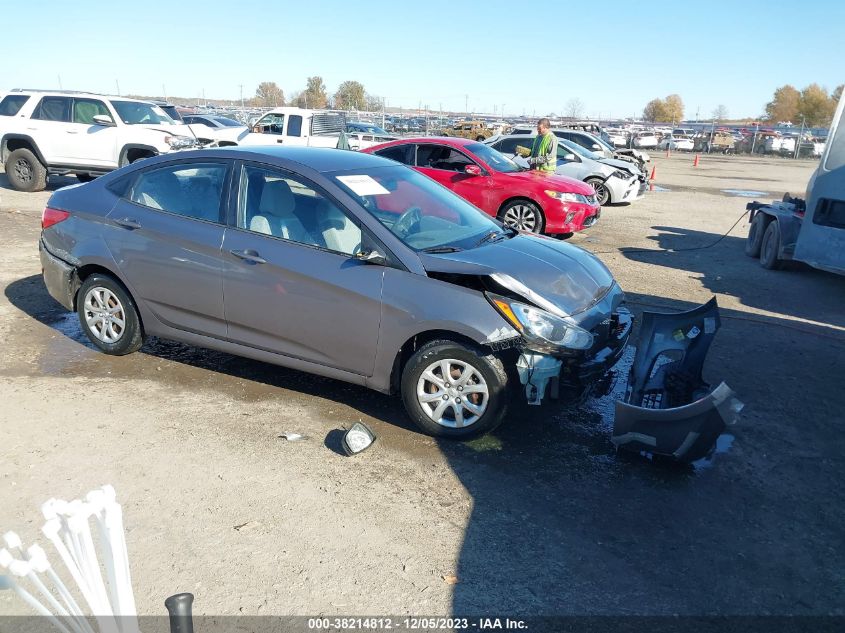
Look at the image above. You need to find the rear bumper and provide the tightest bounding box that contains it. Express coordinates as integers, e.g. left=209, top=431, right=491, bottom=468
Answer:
left=39, top=238, right=76, bottom=310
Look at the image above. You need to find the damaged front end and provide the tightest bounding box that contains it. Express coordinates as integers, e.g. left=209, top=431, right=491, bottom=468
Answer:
left=612, top=298, right=743, bottom=463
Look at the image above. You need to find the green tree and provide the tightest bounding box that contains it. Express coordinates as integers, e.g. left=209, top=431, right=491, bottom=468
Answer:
left=298, top=76, right=328, bottom=109
left=832, top=84, right=844, bottom=104
left=765, top=85, right=800, bottom=123
left=565, top=98, right=584, bottom=118
left=798, top=83, right=835, bottom=126
left=664, top=94, right=684, bottom=123
left=334, top=80, right=366, bottom=110
left=642, top=98, right=668, bottom=122
left=254, top=81, right=284, bottom=107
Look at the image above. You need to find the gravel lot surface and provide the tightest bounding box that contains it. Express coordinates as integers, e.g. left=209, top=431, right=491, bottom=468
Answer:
left=1, top=153, right=842, bottom=618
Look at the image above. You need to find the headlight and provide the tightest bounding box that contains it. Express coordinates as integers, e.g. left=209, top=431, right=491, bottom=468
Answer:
left=164, top=135, right=195, bottom=149
left=487, top=294, right=594, bottom=350
left=544, top=189, right=588, bottom=204
left=611, top=170, right=631, bottom=180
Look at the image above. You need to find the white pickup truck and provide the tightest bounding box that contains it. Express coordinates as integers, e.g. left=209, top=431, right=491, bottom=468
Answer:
left=237, top=107, right=347, bottom=148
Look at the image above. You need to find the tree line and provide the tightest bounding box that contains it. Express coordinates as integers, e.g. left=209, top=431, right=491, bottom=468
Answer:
left=251, top=77, right=383, bottom=111
left=640, top=83, right=843, bottom=127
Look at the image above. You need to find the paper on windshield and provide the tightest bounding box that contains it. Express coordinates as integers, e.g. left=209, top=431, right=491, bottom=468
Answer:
left=336, top=175, right=390, bottom=196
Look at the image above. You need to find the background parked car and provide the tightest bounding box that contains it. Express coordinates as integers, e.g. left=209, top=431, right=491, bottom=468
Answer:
left=485, top=135, right=639, bottom=206
left=182, top=114, right=248, bottom=145
left=364, top=137, right=600, bottom=236
left=630, top=130, right=659, bottom=149
left=440, top=120, right=495, bottom=142
left=657, top=134, right=694, bottom=151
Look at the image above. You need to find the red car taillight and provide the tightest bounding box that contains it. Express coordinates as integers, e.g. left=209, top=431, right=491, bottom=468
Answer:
left=42, top=207, right=70, bottom=230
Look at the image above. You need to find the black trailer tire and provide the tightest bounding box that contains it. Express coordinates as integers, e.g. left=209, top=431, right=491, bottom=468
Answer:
left=401, top=340, right=508, bottom=439
left=5, top=148, right=47, bottom=192
left=745, top=212, right=768, bottom=257
left=76, top=274, right=144, bottom=355
left=759, top=220, right=784, bottom=270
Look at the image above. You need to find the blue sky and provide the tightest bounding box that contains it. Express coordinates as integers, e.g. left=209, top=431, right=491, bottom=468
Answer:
left=3, top=0, right=843, bottom=119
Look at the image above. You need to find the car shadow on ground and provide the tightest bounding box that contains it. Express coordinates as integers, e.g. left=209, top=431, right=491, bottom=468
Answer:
left=0, top=170, right=78, bottom=192
left=617, top=225, right=845, bottom=331
left=5, top=273, right=845, bottom=615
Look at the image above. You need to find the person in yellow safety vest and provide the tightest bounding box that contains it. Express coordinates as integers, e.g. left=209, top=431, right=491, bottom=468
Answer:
left=528, top=118, right=558, bottom=173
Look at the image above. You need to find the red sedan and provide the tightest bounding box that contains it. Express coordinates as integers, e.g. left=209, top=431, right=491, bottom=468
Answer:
left=362, top=137, right=600, bottom=235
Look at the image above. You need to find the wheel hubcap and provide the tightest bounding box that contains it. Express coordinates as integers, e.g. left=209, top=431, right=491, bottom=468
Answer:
left=83, top=287, right=126, bottom=343
left=503, top=204, right=538, bottom=232
left=417, top=358, right=489, bottom=428
left=14, top=158, right=32, bottom=182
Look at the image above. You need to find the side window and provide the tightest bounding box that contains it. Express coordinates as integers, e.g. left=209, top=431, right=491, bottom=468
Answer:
left=72, top=99, right=110, bottom=125
left=32, top=97, right=71, bottom=122
left=255, top=113, right=284, bottom=135
left=416, top=145, right=473, bottom=172
left=375, top=144, right=413, bottom=165
left=287, top=115, right=303, bottom=137
left=0, top=95, right=30, bottom=116
left=238, top=165, right=362, bottom=256
left=128, top=162, right=227, bottom=223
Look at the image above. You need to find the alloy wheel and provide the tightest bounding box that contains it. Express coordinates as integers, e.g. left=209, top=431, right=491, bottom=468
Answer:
left=83, top=286, right=126, bottom=343
left=13, top=158, right=33, bottom=183
left=416, top=358, right=489, bottom=428
left=503, top=204, right=539, bottom=232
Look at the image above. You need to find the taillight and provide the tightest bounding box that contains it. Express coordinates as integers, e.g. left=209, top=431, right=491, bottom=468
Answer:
left=42, top=207, right=70, bottom=230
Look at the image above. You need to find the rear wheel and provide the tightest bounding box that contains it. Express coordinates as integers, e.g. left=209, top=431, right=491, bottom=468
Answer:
left=585, top=177, right=611, bottom=206
left=5, top=148, right=47, bottom=192
left=76, top=274, right=144, bottom=355
left=745, top=212, right=768, bottom=257
left=401, top=340, right=508, bottom=439
left=498, top=199, right=545, bottom=234
left=759, top=220, right=784, bottom=270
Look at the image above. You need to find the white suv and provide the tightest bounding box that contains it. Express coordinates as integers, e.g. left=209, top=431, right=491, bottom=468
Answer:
left=0, top=90, right=199, bottom=191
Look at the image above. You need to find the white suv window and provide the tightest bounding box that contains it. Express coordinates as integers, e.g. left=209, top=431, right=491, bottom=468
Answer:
left=0, top=95, right=30, bottom=116
left=32, top=96, right=71, bottom=122
left=72, top=99, right=110, bottom=125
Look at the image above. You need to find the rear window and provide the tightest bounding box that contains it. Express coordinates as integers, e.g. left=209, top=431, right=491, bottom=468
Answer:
left=0, top=95, right=30, bottom=116
left=32, top=96, right=71, bottom=122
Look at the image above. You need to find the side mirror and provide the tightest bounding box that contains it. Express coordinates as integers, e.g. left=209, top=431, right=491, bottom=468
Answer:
left=563, top=153, right=576, bottom=161
left=464, top=164, right=482, bottom=176
left=355, top=248, right=387, bottom=266
left=252, top=125, right=261, bottom=133
left=591, top=143, right=602, bottom=150
left=92, top=114, right=116, bottom=127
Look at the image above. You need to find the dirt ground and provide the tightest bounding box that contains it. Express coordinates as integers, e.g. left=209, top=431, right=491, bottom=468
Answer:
left=0, top=152, right=843, bottom=619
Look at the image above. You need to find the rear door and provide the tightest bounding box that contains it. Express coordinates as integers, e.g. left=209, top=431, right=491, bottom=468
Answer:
left=27, top=96, right=72, bottom=162
left=105, top=160, right=231, bottom=337
left=221, top=162, right=383, bottom=376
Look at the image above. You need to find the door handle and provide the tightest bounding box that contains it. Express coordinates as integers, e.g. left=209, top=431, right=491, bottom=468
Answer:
left=276, top=139, right=284, bottom=144
left=66, top=130, right=78, bottom=134
left=229, top=249, right=266, bottom=264
left=114, top=217, right=142, bottom=230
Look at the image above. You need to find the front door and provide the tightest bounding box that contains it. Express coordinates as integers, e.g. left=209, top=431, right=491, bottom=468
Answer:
left=221, top=163, right=383, bottom=376
left=414, top=143, right=493, bottom=213
left=65, top=98, right=119, bottom=168
left=104, top=160, right=230, bottom=337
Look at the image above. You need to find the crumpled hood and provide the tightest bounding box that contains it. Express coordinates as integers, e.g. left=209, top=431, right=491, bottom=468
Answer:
left=600, top=157, right=642, bottom=176
left=420, top=234, right=618, bottom=317
left=504, top=169, right=595, bottom=196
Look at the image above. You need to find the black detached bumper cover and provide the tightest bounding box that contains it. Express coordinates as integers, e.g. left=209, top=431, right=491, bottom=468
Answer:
left=612, top=297, right=743, bottom=463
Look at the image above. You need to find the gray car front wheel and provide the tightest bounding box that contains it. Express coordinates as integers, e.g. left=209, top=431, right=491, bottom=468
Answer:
left=401, top=340, right=508, bottom=438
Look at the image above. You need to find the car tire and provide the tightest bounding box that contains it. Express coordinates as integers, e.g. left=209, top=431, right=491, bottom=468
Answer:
left=476, top=135, right=485, bottom=142
left=5, top=148, right=47, bottom=192
left=76, top=173, right=96, bottom=182
left=498, top=199, right=545, bottom=234
left=745, top=212, right=768, bottom=257
left=76, top=274, right=144, bottom=355
left=585, top=177, right=611, bottom=206
left=759, top=220, right=784, bottom=270
left=401, top=340, right=508, bottom=439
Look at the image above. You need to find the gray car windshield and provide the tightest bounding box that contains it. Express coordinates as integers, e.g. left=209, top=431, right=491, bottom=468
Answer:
left=333, top=165, right=505, bottom=251
left=111, top=101, right=176, bottom=125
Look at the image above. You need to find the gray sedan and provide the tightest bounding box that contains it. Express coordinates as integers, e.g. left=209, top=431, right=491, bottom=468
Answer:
left=39, top=147, right=631, bottom=438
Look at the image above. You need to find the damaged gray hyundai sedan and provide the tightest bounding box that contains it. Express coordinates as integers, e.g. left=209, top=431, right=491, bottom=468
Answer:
left=39, top=146, right=631, bottom=438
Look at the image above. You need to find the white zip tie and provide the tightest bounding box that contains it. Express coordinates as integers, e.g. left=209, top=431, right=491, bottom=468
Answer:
left=1, top=574, right=75, bottom=633
left=28, top=544, right=96, bottom=633
left=42, top=519, right=101, bottom=616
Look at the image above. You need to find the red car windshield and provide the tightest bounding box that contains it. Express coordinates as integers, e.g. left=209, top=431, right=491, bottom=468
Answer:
left=465, top=142, right=522, bottom=173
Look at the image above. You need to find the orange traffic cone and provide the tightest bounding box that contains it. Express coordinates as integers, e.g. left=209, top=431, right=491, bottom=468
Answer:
left=649, top=166, right=656, bottom=180
left=693, top=154, right=700, bottom=167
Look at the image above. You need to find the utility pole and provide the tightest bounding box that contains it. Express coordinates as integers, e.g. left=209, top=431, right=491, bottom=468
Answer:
left=115, top=80, right=120, bottom=96
left=162, top=84, right=167, bottom=101
left=794, top=115, right=806, bottom=159
left=239, top=84, right=244, bottom=110
left=57, top=75, right=63, bottom=90
left=465, top=94, right=468, bottom=118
